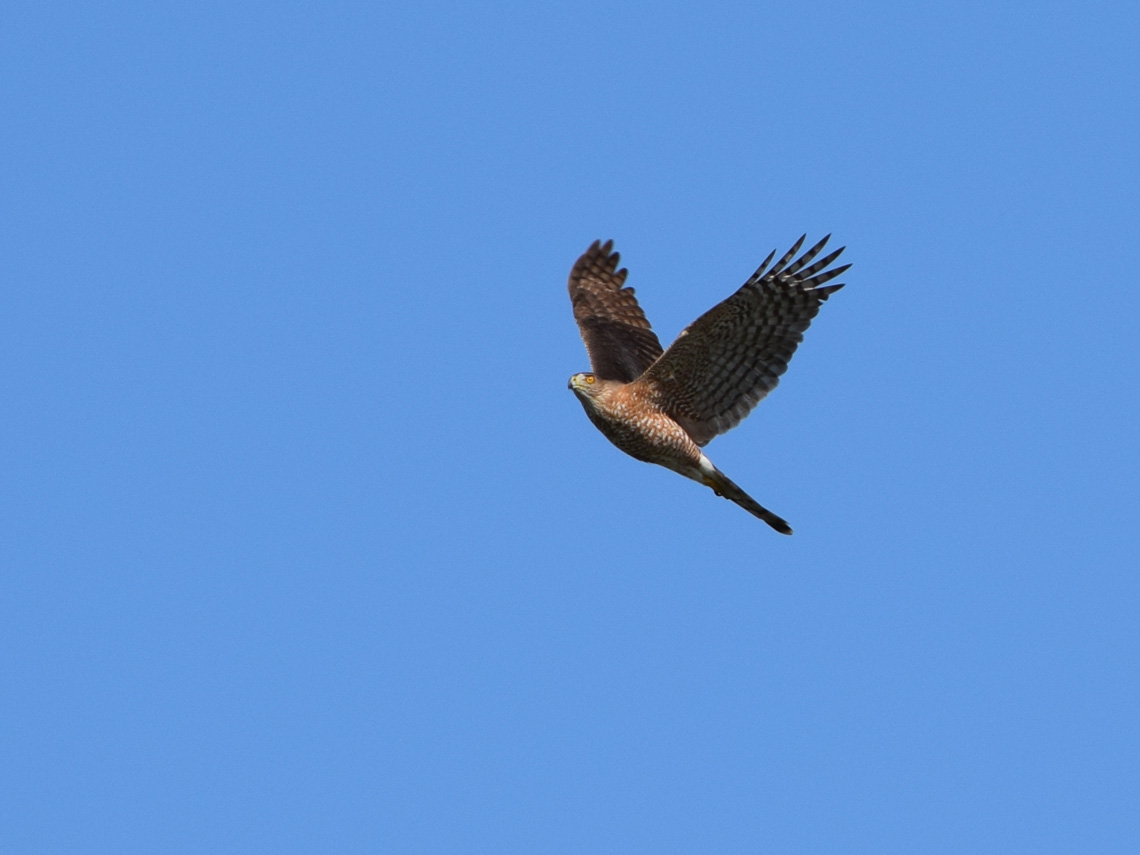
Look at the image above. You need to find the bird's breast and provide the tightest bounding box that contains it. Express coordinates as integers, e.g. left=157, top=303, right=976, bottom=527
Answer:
left=581, top=384, right=701, bottom=468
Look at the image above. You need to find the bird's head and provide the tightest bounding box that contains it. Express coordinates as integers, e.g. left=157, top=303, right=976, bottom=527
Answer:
left=568, top=372, right=601, bottom=403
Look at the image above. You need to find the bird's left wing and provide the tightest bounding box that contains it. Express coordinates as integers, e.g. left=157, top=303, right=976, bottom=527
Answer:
left=569, top=240, right=664, bottom=383
left=642, top=235, right=849, bottom=446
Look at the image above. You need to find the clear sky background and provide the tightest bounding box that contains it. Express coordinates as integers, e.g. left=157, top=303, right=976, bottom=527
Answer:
left=3, top=2, right=1138, bottom=852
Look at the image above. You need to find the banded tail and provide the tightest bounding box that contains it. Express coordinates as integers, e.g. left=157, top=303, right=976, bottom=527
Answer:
left=703, top=466, right=793, bottom=535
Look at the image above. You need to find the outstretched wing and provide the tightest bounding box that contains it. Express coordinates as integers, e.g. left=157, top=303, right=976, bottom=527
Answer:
left=568, top=240, right=664, bottom=383
left=642, top=235, right=849, bottom=446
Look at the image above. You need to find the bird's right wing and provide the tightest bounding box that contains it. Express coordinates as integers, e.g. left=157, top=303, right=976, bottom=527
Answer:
left=568, top=240, right=664, bottom=383
left=643, top=235, right=849, bottom=446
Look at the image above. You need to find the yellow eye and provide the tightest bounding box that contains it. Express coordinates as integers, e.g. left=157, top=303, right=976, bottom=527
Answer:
left=585, top=375, right=595, bottom=384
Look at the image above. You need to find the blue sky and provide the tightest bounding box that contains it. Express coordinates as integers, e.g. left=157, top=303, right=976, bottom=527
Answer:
left=3, top=1, right=1138, bottom=851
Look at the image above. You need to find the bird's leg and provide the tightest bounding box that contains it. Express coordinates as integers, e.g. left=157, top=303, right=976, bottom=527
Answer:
left=701, top=474, right=725, bottom=497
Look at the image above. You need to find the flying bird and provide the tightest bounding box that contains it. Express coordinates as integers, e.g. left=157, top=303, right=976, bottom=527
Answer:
left=567, top=235, right=850, bottom=534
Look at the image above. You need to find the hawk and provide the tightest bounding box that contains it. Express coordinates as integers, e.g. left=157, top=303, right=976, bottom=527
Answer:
left=567, top=235, right=850, bottom=534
